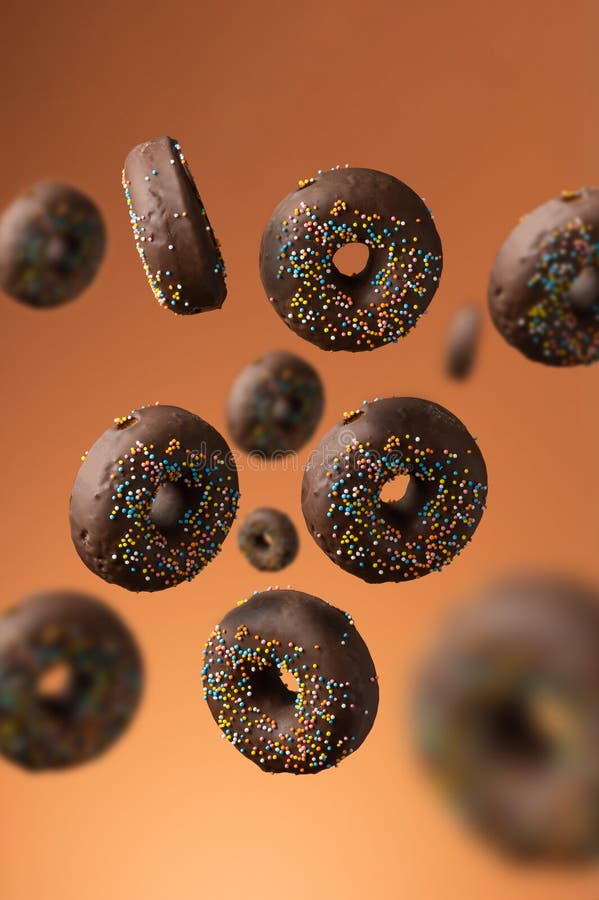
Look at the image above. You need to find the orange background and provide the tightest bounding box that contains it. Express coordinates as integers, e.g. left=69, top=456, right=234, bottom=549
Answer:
left=1, top=1, right=598, bottom=897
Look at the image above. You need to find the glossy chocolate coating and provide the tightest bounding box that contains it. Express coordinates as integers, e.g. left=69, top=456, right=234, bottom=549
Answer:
left=302, top=397, right=487, bottom=583
left=260, top=167, right=442, bottom=351
left=70, top=404, right=239, bottom=592
left=488, top=188, right=599, bottom=366
left=123, top=136, right=226, bottom=315
left=202, top=589, right=378, bottom=774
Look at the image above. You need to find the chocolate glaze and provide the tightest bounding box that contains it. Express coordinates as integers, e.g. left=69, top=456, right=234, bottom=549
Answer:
left=259, top=167, right=442, bottom=351
left=302, top=397, right=487, bottom=583
left=122, top=136, right=226, bottom=315
left=0, top=591, right=143, bottom=771
left=488, top=187, right=599, bottom=366
left=0, top=181, right=105, bottom=308
left=237, top=507, right=299, bottom=571
left=70, top=405, right=239, bottom=592
left=227, top=350, right=324, bottom=455
left=414, top=575, right=599, bottom=859
left=202, top=589, right=378, bottom=774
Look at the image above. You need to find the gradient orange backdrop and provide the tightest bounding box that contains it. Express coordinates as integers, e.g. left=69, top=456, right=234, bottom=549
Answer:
left=0, top=1, right=598, bottom=898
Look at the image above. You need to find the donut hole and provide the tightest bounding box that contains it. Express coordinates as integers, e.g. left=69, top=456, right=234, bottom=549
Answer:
left=248, top=665, right=298, bottom=720
left=36, top=662, right=73, bottom=703
left=380, top=472, right=412, bottom=504
left=333, top=242, right=370, bottom=278
left=567, top=266, right=599, bottom=314
left=253, top=530, right=274, bottom=550
left=474, top=692, right=571, bottom=769
left=150, top=482, right=186, bottom=531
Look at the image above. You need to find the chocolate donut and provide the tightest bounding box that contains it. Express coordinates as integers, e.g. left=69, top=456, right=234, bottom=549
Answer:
left=0, top=591, right=143, bottom=771
left=0, top=181, right=105, bottom=308
left=488, top=188, right=599, bottom=366
left=302, top=397, right=487, bottom=583
left=226, top=350, right=324, bottom=455
left=414, top=575, right=599, bottom=859
left=444, top=306, right=482, bottom=380
left=122, top=136, right=226, bottom=315
left=238, top=507, right=299, bottom=571
left=259, top=166, right=443, bottom=351
left=202, top=589, right=378, bottom=774
left=70, top=404, right=240, bottom=592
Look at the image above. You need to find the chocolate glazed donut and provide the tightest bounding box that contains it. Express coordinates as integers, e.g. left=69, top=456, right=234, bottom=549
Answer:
left=237, top=507, right=299, bottom=571
left=414, top=576, right=599, bottom=859
left=70, top=404, right=240, bottom=592
left=302, top=398, right=487, bottom=583
left=0, top=591, right=143, bottom=771
left=122, top=136, right=226, bottom=315
left=259, top=166, right=443, bottom=351
left=488, top=187, right=599, bottom=366
left=202, top=589, right=378, bottom=774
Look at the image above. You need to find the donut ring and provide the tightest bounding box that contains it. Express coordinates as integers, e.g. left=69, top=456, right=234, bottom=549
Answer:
left=202, top=589, right=378, bottom=774
left=414, top=575, right=599, bottom=859
left=301, top=397, right=487, bottom=583
left=0, top=181, right=106, bottom=309
left=226, top=350, right=325, bottom=455
left=122, top=136, right=226, bottom=315
left=237, top=507, right=299, bottom=571
left=259, top=166, right=443, bottom=352
left=488, top=187, right=599, bottom=366
left=70, top=404, right=240, bottom=592
left=0, top=591, right=143, bottom=771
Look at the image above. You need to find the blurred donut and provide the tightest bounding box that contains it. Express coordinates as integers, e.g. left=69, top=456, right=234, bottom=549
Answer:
left=0, top=181, right=105, bottom=308
left=0, top=590, right=143, bottom=771
left=414, top=575, right=599, bottom=858
left=238, top=507, right=299, bottom=571
left=227, top=350, right=324, bottom=455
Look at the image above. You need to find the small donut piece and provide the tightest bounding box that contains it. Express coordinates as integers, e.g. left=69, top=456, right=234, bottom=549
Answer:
left=414, top=576, right=599, bottom=859
left=302, top=397, right=487, bottom=583
left=259, top=166, right=443, bottom=352
left=226, top=350, right=324, bottom=455
left=0, top=591, right=143, bottom=771
left=444, top=306, right=482, bottom=380
left=122, top=136, right=226, bottom=315
left=238, top=507, right=299, bottom=571
left=488, top=188, right=599, bottom=366
left=202, top=589, right=378, bottom=774
left=0, top=181, right=105, bottom=308
left=70, top=405, right=240, bottom=592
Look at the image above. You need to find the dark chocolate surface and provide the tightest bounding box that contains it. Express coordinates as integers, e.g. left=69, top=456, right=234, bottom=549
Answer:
left=123, top=136, right=226, bottom=315
left=259, top=167, right=442, bottom=351
left=202, top=589, right=378, bottom=774
left=302, top=397, right=487, bottom=583
left=488, top=187, right=599, bottom=366
left=70, top=404, right=239, bottom=592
